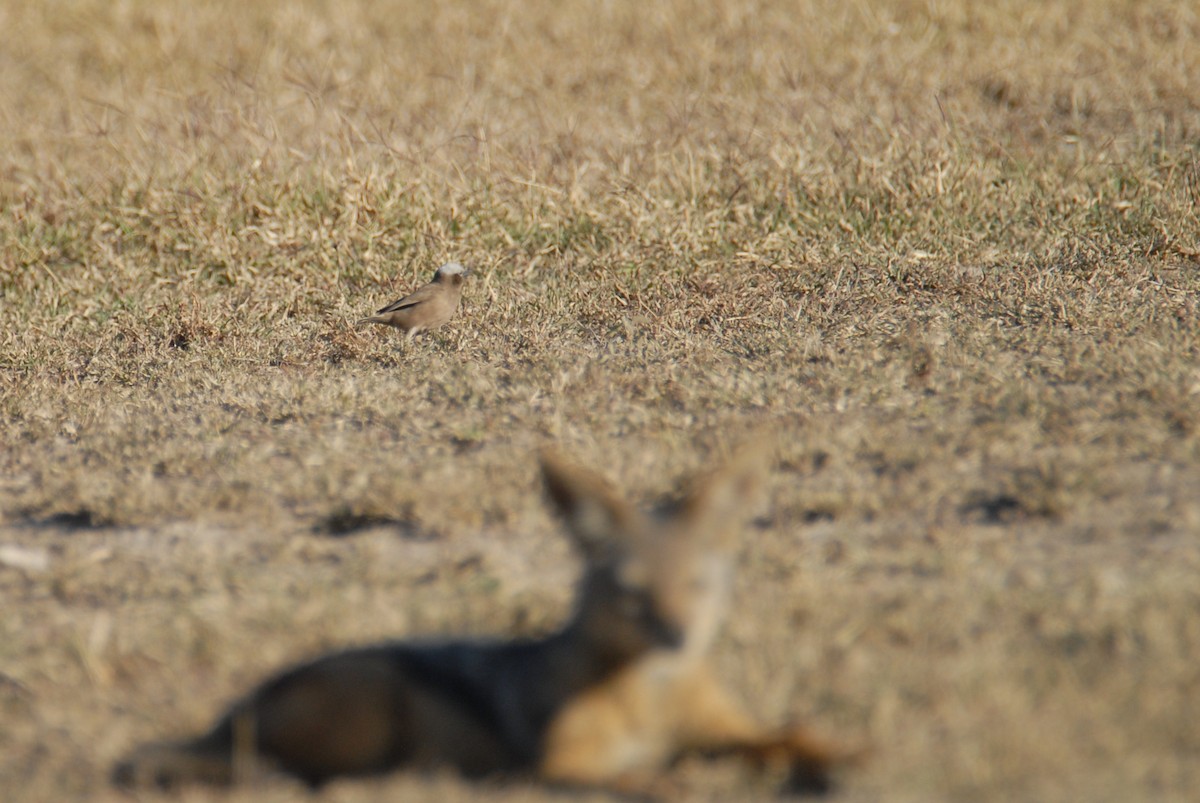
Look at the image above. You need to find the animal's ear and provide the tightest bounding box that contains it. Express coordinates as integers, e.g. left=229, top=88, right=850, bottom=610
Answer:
left=671, top=438, right=772, bottom=540
left=540, top=449, right=639, bottom=560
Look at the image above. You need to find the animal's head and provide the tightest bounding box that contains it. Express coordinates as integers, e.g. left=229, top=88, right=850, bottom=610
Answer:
left=433, top=262, right=471, bottom=287
left=540, top=443, right=768, bottom=665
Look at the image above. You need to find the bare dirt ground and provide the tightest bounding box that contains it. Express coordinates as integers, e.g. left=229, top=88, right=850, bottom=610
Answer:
left=2, top=1, right=1199, bottom=801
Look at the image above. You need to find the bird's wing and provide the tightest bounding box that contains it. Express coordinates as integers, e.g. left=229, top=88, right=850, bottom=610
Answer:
left=375, top=284, right=436, bottom=314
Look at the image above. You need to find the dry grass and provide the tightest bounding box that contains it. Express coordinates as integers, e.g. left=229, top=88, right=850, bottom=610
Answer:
left=2, top=0, right=1199, bottom=800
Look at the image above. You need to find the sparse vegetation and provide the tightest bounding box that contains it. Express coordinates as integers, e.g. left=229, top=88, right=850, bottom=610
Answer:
left=1, top=1, right=1198, bottom=801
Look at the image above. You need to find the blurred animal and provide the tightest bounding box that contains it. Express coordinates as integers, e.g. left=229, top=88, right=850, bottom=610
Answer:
left=112, top=445, right=847, bottom=795
left=355, top=262, right=469, bottom=338
left=537, top=444, right=847, bottom=795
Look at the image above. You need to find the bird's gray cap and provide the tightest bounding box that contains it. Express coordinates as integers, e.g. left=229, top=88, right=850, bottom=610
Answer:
left=435, top=262, right=470, bottom=278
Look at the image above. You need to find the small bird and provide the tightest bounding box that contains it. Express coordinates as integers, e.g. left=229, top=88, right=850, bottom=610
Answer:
left=356, top=262, right=470, bottom=338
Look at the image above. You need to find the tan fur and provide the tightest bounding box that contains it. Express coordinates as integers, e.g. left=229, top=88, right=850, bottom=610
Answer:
left=112, top=446, right=849, bottom=796
left=540, top=443, right=849, bottom=795
left=355, top=262, right=469, bottom=338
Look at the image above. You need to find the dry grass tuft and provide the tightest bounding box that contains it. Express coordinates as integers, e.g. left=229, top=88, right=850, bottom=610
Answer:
left=2, top=0, right=1199, bottom=800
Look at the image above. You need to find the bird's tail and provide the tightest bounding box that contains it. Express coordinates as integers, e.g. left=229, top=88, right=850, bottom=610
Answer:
left=355, top=317, right=381, bottom=328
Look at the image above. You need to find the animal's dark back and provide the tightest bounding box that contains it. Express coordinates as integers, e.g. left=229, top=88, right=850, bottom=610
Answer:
left=214, top=639, right=555, bottom=785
